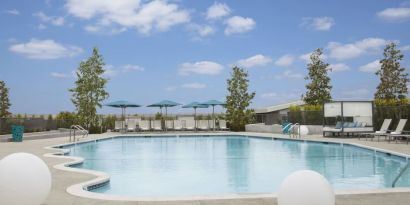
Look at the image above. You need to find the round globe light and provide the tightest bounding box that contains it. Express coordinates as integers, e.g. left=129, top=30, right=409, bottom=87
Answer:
left=298, top=125, right=309, bottom=136
left=278, top=170, right=334, bottom=205
left=0, top=153, right=51, bottom=205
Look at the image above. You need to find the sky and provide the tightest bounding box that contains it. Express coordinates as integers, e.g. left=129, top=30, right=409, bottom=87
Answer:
left=0, top=0, right=410, bottom=115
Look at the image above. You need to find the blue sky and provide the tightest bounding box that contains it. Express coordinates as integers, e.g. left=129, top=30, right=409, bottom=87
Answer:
left=1, top=0, right=409, bottom=114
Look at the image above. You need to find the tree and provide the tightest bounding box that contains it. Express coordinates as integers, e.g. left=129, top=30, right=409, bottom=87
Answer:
left=0, top=80, right=12, bottom=118
left=69, top=48, right=109, bottom=129
left=375, top=42, right=409, bottom=105
left=225, top=66, right=256, bottom=131
left=303, top=48, right=332, bottom=105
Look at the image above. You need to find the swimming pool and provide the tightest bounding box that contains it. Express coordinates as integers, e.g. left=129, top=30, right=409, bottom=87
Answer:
left=63, top=135, right=410, bottom=197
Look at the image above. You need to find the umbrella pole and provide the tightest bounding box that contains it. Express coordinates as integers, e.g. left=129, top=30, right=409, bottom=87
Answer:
left=213, top=105, right=215, bottom=132
left=165, top=107, right=168, bottom=132
left=194, top=107, right=197, bottom=132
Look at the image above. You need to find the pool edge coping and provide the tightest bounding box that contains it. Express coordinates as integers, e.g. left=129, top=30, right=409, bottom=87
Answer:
left=44, top=132, right=410, bottom=202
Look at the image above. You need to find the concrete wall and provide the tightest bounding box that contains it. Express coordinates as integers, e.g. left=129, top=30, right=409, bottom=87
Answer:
left=245, top=123, right=323, bottom=135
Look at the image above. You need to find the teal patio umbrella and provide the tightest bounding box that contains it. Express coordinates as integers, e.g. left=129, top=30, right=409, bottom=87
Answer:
left=200, top=100, right=226, bottom=131
left=147, top=100, right=181, bottom=131
left=104, top=100, right=141, bottom=130
left=182, top=102, right=209, bottom=130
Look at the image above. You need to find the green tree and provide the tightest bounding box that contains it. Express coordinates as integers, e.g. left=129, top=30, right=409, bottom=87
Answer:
left=225, top=66, right=256, bottom=131
left=375, top=42, right=409, bottom=105
left=303, top=48, right=332, bottom=105
left=69, top=48, right=109, bottom=129
left=56, top=111, right=78, bottom=128
left=0, top=80, right=12, bottom=118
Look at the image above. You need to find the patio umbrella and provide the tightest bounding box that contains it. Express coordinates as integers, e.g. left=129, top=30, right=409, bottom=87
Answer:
left=200, top=100, right=226, bottom=131
left=104, top=100, right=141, bottom=131
left=147, top=100, right=181, bottom=131
left=182, top=102, right=209, bottom=130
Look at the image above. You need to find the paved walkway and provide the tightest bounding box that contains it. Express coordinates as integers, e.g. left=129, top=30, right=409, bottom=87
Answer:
left=0, top=132, right=409, bottom=205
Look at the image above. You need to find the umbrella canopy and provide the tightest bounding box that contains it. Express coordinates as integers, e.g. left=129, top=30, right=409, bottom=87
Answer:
left=200, top=100, right=226, bottom=131
left=104, top=100, right=141, bottom=108
left=182, top=102, right=209, bottom=109
left=200, top=100, right=226, bottom=106
left=147, top=100, right=181, bottom=108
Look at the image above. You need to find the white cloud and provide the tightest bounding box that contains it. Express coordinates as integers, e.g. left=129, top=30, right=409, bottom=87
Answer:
left=274, top=55, right=294, bottom=67
left=299, top=52, right=327, bottom=63
left=302, top=17, right=335, bottom=31
left=224, top=16, right=255, bottom=35
left=260, top=92, right=277, bottom=99
left=206, top=2, right=231, bottom=20
left=179, top=61, right=224, bottom=75
left=341, top=88, right=370, bottom=98
left=165, top=86, right=177, bottom=91
left=181, top=83, right=207, bottom=89
left=400, top=45, right=410, bottom=51
left=377, top=7, right=410, bottom=21
left=275, top=70, right=304, bottom=79
left=51, top=72, right=70, bottom=78
left=38, top=24, right=47, bottom=30
left=237, top=54, right=272, bottom=68
left=34, top=12, right=65, bottom=26
left=103, top=64, right=144, bottom=77
left=5, top=9, right=20, bottom=15
left=84, top=25, right=127, bottom=35
left=359, top=60, right=381, bottom=73
left=327, top=38, right=388, bottom=60
left=188, top=24, right=215, bottom=38
left=9, top=39, right=83, bottom=60
left=65, top=0, right=190, bottom=35
left=329, top=63, right=350, bottom=72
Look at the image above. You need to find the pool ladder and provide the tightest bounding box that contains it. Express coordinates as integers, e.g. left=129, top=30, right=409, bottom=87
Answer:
left=288, top=123, right=301, bottom=138
left=392, top=161, right=410, bottom=187
left=69, top=125, right=89, bottom=142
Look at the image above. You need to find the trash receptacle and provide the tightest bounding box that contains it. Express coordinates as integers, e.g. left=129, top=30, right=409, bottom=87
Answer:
left=11, top=125, right=24, bottom=142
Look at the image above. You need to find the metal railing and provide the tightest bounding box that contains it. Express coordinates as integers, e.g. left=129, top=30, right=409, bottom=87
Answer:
left=69, top=125, right=88, bottom=142
left=289, top=123, right=301, bottom=138
left=392, top=161, right=410, bottom=187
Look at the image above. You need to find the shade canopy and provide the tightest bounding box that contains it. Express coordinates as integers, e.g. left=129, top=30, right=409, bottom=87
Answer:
left=182, top=102, right=209, bottom=109
left=104, top=100, right=141, bottom=108
left=147, top=100, right=181, bottom=108
left=200, top=100, right=226, bottom=106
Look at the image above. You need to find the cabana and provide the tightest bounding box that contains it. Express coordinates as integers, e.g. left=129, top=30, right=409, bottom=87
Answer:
left=323, top=101, right=374, bottom=137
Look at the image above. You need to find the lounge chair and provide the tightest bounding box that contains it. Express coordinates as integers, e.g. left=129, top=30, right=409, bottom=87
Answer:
left=360, top=119, right=392, bottom=140
left=139, top=120, right=150, bottom=132
left=185, top=119, right=195, bottom=130
left=165, top=120, right=174, bottom=130
left=209, top=120, right=216, bottom=130
left=198, top=120, right=209, bottom=131
left=323, top=121, right=373, bottom=137
left=380, top=119, right=408, bottom=142
left=114, top=121, right=124, bottom=132
left=173, top=120, right=183, bottom=131
left=218, top=120, right=229, bottom=131
left=153, top=120, right=162, bottom=131
left=126, top=119, right=138, bottom=132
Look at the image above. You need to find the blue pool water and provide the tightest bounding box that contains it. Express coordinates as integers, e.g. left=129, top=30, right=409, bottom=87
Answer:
left=64, top=136, right=410, bottom=197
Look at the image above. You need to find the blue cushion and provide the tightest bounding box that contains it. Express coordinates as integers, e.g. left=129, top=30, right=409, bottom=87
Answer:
left=335, top=121, right=342, bottom=129
left=343, top=122, right=349, bottom=128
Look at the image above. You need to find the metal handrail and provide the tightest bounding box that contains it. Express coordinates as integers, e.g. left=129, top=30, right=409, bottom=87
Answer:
left=392, top=161, right=410, bottom=187
left=290, top=123, right=301, bottom=138
left=69, top=125, right=89, bottom=142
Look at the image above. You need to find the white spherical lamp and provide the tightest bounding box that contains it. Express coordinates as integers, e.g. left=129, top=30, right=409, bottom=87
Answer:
left=278, top=170, right=334, bottom=205
left=0, top=153, right=52, bottom=205
left=298, top=125, right=309, bottom=135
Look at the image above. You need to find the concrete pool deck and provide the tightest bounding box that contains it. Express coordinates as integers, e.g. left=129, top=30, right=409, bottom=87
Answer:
left=1, top=132, right=410, bottom=205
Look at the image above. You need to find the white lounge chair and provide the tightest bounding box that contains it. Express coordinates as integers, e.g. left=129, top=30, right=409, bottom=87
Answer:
left=166, top=120, right=174, bottom=130
left=173, top=120, right=183, bottom=131
left=126, top=119, right=138, bottom=132
left=198, top=120, right=209, bottom=131
left=139, top=120, right=150, bottom=132
left=153, top=120, right=162, bottom=131
left=382, top=119, right=408, bottom=142
left=114, top=121, right=124, bottom=132
left=218, top=120, right=229, bottom=131
left=361, top=119, right=392, bottom=140
left=185, top=119, right=195, bottom=130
